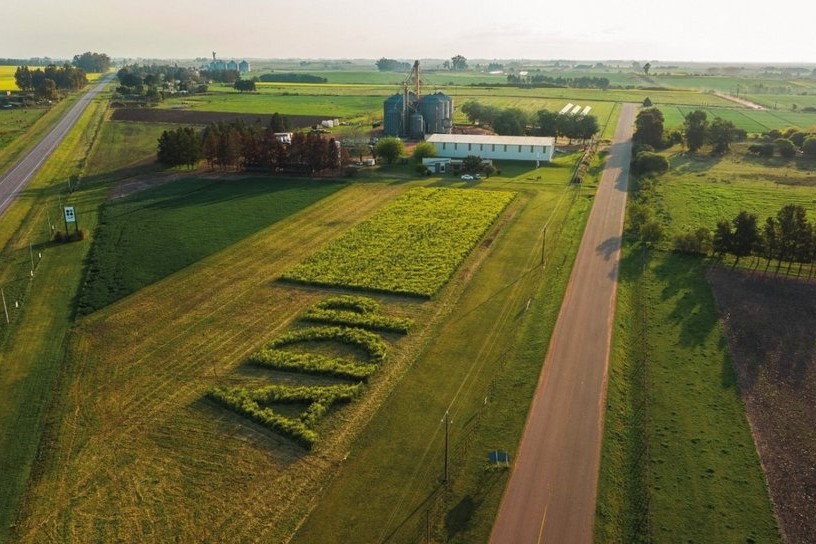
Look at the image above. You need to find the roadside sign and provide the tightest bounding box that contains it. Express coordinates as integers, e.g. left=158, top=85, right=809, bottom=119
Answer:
left=64, top=206, right=76, bottom=223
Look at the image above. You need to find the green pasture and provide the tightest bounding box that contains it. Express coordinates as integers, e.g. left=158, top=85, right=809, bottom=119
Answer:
left=78, top=177, right=346, bottom=314
left=744, top=93, right=816, bottom=113
left=0, top=108, right=48, bottom=151
left=654, top=148, right=816, bottom=240
left=659, top=105, right=816, bottom=132
left=595, top=248, right=780, bottom=543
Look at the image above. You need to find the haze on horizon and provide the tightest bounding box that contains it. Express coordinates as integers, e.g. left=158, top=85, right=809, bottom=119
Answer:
left=4, top=0, right=814, bottom=64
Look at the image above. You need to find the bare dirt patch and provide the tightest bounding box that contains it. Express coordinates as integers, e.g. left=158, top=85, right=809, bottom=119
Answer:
left=708, top=267, right=816, bottom=544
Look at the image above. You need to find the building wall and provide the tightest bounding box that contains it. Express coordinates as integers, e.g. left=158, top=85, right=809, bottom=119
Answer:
left=432, top=141, right=553, bottom=162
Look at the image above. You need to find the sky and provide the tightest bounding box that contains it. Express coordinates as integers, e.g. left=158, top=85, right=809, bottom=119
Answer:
left=3, top=0, right=815, bottom=64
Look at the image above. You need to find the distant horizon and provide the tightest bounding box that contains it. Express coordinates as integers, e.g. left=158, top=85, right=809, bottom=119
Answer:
left=4, top=0, right=815, bottom=65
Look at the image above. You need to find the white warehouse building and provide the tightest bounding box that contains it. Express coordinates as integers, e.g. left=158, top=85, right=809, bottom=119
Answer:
left=426, top=134, right=555, bottom=162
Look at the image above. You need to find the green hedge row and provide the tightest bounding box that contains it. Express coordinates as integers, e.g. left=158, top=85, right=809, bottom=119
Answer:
left=249, top=349, right=378, bottom=380
left=264, top=326, right=388, bottom=363
left=300, top=295, right=414, bottom=333
left=207, top=384, right=361, bottom=449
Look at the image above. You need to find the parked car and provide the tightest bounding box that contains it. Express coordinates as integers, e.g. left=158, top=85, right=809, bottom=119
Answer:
left=460, top=174, right=474, bottom=181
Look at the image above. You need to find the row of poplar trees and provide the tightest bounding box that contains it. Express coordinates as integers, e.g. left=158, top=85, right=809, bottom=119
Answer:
left=157, top=120, right=347, bottom=173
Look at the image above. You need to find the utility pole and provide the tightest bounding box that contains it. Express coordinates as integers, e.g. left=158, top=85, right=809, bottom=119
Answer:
left=442, top=410, right=451, bottom=484
left=29, top=242, right=34, bottom=276
left=1, top=288, right=8, bottom=324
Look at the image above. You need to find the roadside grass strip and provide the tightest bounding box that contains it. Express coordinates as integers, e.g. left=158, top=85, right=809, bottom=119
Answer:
left=282, top=187, right=516, bottom=297
left=300, top=295, right=414, bottom=333
left=248, top=326, right=389, bottom=381
left=207, top=384, right=362, bottom=449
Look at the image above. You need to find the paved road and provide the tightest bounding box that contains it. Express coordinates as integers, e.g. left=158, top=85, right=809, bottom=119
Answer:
left=0, top=76, right=113, bottom=217
left=490, top=103, right=637, bottom=544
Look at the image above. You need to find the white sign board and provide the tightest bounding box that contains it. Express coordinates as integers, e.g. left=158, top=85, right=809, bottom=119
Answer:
left=64, top=206, right=76, bottom=223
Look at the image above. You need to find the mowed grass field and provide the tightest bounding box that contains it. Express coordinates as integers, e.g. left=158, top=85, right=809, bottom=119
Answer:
left=595, top=249, right=780, bottom=543
left=78, top=177, right=346, bottom=314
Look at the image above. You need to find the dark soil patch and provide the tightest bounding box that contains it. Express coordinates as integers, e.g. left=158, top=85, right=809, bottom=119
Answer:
left=110, top=108, right=334, bottom=128
left=708, top=267, right=816, bottom=544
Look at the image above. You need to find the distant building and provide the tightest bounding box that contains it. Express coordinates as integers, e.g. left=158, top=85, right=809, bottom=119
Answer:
left=205, top=59, right=250, bottom=73
left=226, top=60, right=238, bottom=71
left=239, top=60, right=250, bottom=73
left=426, top=134, right=555, bottom=163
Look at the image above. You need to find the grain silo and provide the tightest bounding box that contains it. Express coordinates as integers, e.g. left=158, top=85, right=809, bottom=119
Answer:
left=418, top=92, right=453, bottom=134
left=383, top=94, right=405, bottom=137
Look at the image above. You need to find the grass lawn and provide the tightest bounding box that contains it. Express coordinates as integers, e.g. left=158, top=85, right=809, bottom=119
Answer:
left=0, top=108, right=49, bottom=151
left=77, top=177, right=346, bottom=314
left=594, top=248, right=780, bottom=543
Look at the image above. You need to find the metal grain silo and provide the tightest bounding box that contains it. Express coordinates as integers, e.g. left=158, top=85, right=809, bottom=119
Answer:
left=419, top=93, right=447, bottom=134
left=383, top=94, right=404, bottom=137
left=409, top=113, right=425, bottom=138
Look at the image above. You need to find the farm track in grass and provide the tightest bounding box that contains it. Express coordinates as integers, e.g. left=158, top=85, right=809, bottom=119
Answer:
left=13, top=184, right=406, bottom=543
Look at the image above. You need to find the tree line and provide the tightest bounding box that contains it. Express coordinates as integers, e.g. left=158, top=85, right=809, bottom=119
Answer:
left=14, top=65, right=87, bottom=99
left=634, top=106, right=746, bottom=154
left=72, top=52, right=111, bottom=73
left=460, top=100, right=599, bottom=140
left=747, top=127, right=816, bottom=158
left=157, top=120, right=347, bottom=174
left=710, top=205, right=815, bottom=274
left=505, top=73, right=610, bottom=89
left=116, top=64, right=208, bottom=103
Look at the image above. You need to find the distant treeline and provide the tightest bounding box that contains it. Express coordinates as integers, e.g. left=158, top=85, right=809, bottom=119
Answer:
left=505, top=73, right=611, bottom=89
left=14, top=65, right=87, bottom=97
left=0, top=57, right=63, bottom=66
left=258, top=73, right=328, bottom=84
left=72, top=52, right=111, bottom=73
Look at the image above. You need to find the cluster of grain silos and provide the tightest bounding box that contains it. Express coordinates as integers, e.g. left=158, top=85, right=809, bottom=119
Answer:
left=382, top=61, right=453, bottom=139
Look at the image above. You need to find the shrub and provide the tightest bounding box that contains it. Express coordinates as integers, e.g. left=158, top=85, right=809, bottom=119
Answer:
left=632, top=151, right=669, bottom=176
left=265, top=326, right=389, bottom=364
left=802, top=136, right=816, bottom=158
left=301, top=296, right=414, bottom=333
left=748, top=143, right=775, bottom=157
left=411, top=141, right=437, bottom=163
left=775, top=138, right=796, bottom=158
left=673, top=227, right=712, bottom=255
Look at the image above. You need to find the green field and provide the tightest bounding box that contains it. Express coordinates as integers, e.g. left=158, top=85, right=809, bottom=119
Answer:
left=0, top=108, right=49, bottom=150
left=283, top=187, right=515, bottom=297
left=595, top=248, right=780, bottom=543
left=78, top=177, right=346, bottom=314
left=659, top=105, right=816, bottom=132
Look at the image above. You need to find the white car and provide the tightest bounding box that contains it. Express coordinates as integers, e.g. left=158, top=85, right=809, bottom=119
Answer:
left=460, top=174, right=474, bottom=180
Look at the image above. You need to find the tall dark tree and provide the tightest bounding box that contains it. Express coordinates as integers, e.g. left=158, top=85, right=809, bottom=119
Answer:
left=775, top=204, right=809, bottom=268
left=536, top=109, right=560, bottom=137
left=731, top=211, right=760, bottom=265
left=72, top=52, right=111, bottom=73
left=708, top=117, right=737, bottom=153
left=451, top=55, right=468, bottom=71
left=633, top=107, right=664, bottom=148
left=712, top=220, right=733, bottom=256
left=683, top=110, right=708, bottom=152
left=643, top=62, right=652, bottom=76
left=492, top=108, right=528, bottom=135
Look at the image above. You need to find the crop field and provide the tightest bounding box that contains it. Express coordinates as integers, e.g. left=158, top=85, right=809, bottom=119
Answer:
left=282, top=187, right=516, bottom=297
left=78, top=177, right=346, bottom=314
left=659, top=105, right=816, bottom=132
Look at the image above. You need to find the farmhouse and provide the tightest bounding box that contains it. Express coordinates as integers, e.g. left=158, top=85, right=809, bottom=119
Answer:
left=426, top=134, right=556, bottom=163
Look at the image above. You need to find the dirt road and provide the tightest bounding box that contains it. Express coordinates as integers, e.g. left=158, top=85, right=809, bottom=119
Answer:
left=490, top=103, right=637, bottom=544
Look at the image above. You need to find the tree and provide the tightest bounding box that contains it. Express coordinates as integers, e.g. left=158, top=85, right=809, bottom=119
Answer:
left=672, top=227, right=712, bottom=255
left=683, top=110, right=708, bottom=152
left=375, top=58, right=410, bottom=72
left=632, top=151, right=669, bottom=176
left=14, top=66, right=33, bottom=91
left=536, top=109, right=560, bottom=137
left=642, top=97, right=652, bottom=107
left=451, top=55, right=468, bottom=71
left=157, top=127, right=201, bottom=168
left=492, top=108, right=528, bottom=135
left=747, top=143, right=775, bottom=157
left=731, top=211, right=760, bottom=265
left=269, top=112, right=290, bottom=133
left=462, top=155, right=483, bottom=173
left=708, top=117, right=737, bottom=153
left=36, top=78, right=59, bottom=100
left=712, top=220, right=733, bottom=256
left=234, top=78, right=256, bottom=93
left=775, top=138, right=796, bottom=158
left=411, top=141, right=436, bottom=163
left=72, top=52, right=111, bottom=73
left=643, top=62, right=652, bottom=76
left=374, top=137, right=404, bottom=164
left=776, top=204, right=810, bottom=267
left=640, top=219, right=663, bottom=246
left=633, top=107, right=664, bottom=148
left=803, top=136, right=816, bottom=158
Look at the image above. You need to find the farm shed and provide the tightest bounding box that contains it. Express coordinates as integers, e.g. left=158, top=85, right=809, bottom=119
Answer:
left=426, top=134, right=555, bottom=163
